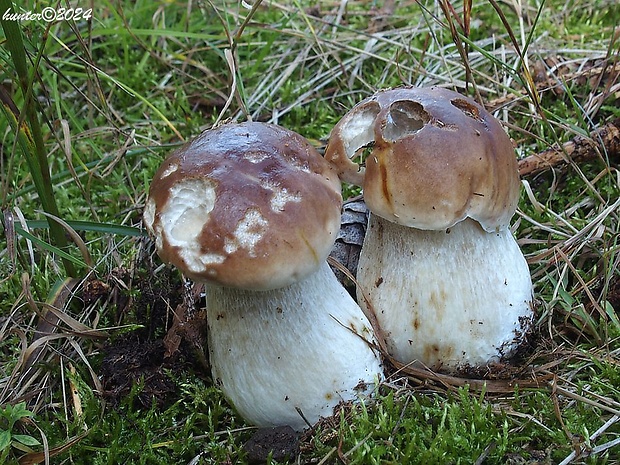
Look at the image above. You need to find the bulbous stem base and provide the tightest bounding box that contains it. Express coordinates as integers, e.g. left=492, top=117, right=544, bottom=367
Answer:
left=206, top=262, right=384, bottom=430
left=357, top=215, right=534, bottom=373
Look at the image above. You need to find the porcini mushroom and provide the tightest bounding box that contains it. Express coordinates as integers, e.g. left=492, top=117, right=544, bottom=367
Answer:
left=144, top=122, right=383, bottom=430
left=325, top=86, right=534, bottom=373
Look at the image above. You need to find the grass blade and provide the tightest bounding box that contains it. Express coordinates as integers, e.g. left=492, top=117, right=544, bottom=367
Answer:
left=0, top=0, right=76, bottom=276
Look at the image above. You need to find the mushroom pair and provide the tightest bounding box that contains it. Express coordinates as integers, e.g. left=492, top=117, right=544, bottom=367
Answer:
left=325, top=86, right=534, bottom=374
left=143, top=122, right=383, bottom=430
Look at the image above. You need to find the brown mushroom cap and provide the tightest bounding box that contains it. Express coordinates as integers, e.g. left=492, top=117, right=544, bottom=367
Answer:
left=144, top=122, right=342, bottom=290
left=325, top=86, right=521, bottom=232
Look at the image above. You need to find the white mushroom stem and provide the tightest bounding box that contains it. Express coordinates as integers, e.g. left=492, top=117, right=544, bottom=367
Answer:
left=206, top=262, right=383, bottom=431
left=357, top=215, right=534, bottom=373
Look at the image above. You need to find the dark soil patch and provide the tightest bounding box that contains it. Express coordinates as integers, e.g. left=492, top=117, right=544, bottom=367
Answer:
left=97, top=259, right=208, bottom=409
left=99, top=334, right=176, bottom=408
left=242, top=426, right=299, bottom=464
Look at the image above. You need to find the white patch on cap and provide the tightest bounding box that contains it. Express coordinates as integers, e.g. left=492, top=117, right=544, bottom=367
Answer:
left=160, top=163, right=179, bottom=178
left=271, top=188, right=302, bottom=211
left=143, top=198, right=157, bottom=232
left=154, top=225, right=164, bottom=252
left=340, top=103, right=379, bottom=158
left=198, top=253, right=226, bottom=266
left=223, top=237, right=239, bottom=255
left=245, top=151, right=269, bottom=164
left=145, top=198, right=165, bottom=254
left=159, top=178, right=220, bottom=273
left=260, top=179, right=302, bottom=212
left=230, top=208, right=268, bottom=257
left=286, top=157, right=312, bottom=174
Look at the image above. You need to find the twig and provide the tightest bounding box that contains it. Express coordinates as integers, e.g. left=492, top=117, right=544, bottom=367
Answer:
left=474, top=441, right=497, bottom=465
left=518, top=118, right=620, bottom=176
left=591, top=437, right=620, bottom=457
left=558, top=414, right=620, bottom=465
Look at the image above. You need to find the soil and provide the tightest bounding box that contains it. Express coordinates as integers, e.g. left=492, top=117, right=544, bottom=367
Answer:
left=242, top=426, right=299, bottom=464
left=99, top=334, right=176, bottom=408
left=97, top=263, right=207, bottom=409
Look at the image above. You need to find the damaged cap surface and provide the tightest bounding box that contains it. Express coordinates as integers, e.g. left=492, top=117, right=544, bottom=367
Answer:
left=325, top=86, right=521, bottom=232
left=144, top=122, right=342, bottom=290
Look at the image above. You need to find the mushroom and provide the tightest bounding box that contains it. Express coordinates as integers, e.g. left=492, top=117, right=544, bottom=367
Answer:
left=143, top=122, right=383, bottom=430
left=324, top=86, right=534, bottom=373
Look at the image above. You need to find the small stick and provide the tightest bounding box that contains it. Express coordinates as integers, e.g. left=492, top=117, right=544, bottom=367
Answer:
left=518, top=118, right=620, bottom=176
left=558, top=414, right=620, bottom=465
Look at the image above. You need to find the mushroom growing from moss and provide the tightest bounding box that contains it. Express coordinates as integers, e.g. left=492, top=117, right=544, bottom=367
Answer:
left=144, top=122, right=383, bottom=430
left=325, top=86, right=534, bottom=374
